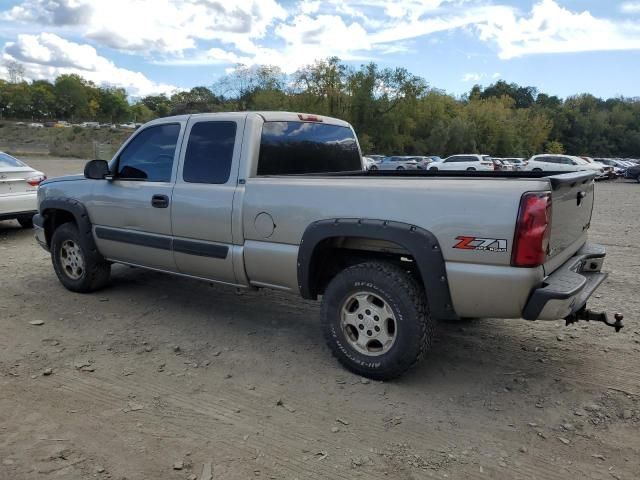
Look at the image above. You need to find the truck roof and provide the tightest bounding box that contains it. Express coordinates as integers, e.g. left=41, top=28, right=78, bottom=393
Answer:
left=146, top=111, right=351, bottom=128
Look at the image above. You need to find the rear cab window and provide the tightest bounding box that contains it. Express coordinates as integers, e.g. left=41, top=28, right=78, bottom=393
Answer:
left=257, top=121, right=361, bottom=175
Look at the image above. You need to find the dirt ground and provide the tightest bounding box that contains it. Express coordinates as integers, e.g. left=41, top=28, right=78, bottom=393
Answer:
left=1, top=157, right=639, bottom=480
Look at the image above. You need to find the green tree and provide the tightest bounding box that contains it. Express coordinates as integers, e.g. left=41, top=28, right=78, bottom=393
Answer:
left=54, top=74, right=89, bottom=120
left=546, top=140, right=565, bottom=154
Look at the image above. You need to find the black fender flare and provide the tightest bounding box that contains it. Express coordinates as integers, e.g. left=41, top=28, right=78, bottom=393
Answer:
left=297, top=218, right=457, bottom=320
left=38, top=197, right=98, bottom=254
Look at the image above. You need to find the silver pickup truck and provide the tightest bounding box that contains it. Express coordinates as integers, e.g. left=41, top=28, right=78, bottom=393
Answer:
left=33, top=112, right=621, bottom=379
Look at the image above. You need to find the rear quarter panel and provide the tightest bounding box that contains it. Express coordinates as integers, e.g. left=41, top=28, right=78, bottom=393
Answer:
left=241, top=176, right=551, bottom=318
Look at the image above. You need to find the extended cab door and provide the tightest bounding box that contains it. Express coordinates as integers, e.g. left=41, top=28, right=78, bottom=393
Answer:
left=170, top=114, right=245, bottom=284
left=88, top=121, right=184, bottom=271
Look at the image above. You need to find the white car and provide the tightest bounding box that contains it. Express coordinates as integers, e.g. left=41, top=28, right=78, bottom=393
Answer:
left=362, top=156, right=378, bottom=170
left=500, top=157, right=527, bottom=170
left=373, top=156, right=421, bottom=170
left=524, top=155, right=605, bottom=176
left=429, top=154, right=495, bottom=172
left=0, top=152, right=46, bottom=228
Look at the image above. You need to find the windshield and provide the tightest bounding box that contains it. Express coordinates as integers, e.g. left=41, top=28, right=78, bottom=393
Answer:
left=0, top=152, right=27, bottom=168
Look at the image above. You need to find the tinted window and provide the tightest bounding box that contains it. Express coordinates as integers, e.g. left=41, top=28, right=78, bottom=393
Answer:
left=257, top=121, right=361, bottom=175
left=0, top=152, right=26, bottom=168
left=446, top=156, right=474, bottom=163
left=117, top=124, right=180, bottom=182
left=183, top=121, right=236, bottom=184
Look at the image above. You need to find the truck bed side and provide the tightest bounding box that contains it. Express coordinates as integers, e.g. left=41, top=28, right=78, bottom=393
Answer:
left=240, top=176, right=553, bottom=319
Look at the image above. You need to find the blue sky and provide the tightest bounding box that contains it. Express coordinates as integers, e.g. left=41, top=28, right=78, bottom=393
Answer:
left=1, top=0, right=639, bottom=99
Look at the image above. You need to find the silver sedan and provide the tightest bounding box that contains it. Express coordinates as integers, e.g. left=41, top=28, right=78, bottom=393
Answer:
left=370, top=156, right=422, bottom=171
left=0, top=152, right=46, bottom=228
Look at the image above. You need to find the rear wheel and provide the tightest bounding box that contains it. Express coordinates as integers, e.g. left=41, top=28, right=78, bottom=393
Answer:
left=466, top=167, right=476, bottom=171
left=369, top=165, right=378, bottom=170
left=396, top=166, right=405, bottom=171
left=429, top=166, right=438, bottom=172
left=533, top=168, right=542, bottom=172
left=51, top=222, right=110, bottom=292
left=17, top=215, right=34, bottom=229
left=321, top=261, right=433, bottom=380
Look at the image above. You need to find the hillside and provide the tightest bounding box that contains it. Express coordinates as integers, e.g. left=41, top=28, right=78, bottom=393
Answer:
left=0, top=122, right=132, bottom=159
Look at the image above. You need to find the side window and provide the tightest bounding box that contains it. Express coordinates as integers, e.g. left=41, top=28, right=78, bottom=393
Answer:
left=116, top=124, right=180, bottom=182
left=183, top=121, right=237, bottom=184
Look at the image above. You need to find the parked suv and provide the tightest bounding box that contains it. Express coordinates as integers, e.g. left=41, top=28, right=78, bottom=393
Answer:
left=429, top=154, right=494, bottom=171
left=525, top=155, right=605, bottom=176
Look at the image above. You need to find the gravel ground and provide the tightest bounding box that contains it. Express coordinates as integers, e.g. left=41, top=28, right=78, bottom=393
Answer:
left=1, top=157, right=639, bottom=480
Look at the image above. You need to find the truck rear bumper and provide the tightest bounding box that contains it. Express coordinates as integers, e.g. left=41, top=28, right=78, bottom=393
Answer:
left=522, top=243, right=607, bottom=320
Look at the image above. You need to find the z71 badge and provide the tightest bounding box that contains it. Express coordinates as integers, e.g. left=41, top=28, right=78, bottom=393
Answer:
left=454, top=236, right=507, bottom=252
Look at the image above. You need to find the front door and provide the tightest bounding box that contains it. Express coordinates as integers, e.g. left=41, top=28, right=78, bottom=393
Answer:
left=87, top=121, right=184, bottom=271
left=170, top=115, right=244, bottom=284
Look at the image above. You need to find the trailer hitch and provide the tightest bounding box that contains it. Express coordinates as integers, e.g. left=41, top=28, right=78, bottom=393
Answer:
left=565, top=307, right=624, bottom=332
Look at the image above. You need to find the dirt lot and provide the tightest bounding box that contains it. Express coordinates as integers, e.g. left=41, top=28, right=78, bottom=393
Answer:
left=1, top=157, right=639, bottom=480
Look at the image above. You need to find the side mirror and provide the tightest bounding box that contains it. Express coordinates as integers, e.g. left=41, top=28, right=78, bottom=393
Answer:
left=84, top=159, right=111, bottom=180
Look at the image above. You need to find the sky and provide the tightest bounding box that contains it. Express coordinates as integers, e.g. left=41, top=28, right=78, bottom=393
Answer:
left=0, top=0, right=639, bottom=99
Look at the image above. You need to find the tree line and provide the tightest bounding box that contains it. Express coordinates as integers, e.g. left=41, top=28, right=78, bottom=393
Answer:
left=1, top=57, right=639, bottom=157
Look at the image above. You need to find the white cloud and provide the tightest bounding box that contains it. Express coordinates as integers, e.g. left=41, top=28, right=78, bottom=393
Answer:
left=3, top=0, right=288, bottom=55
left=3, top=0, right=640, bottom=94
left=2, top=33, right=177, bottom=96
left=621, top=2, right=640, bottom=14
left=462, top=72, right=482, bottom=82
left=477, top=0, right=640, bottom=59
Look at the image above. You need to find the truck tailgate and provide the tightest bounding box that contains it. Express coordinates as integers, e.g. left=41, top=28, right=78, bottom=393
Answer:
left=545, top=172, right=596, bottom=274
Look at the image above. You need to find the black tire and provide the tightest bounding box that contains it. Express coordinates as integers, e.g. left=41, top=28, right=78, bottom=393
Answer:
left=51, top=222, right=110, bottom=293
left=396, top=166, right=405, bottom=171
left=321, top=261, right=433, bottom=380
left=533, top=168, right=542, bottom=172
left=429, top=166, right=438, bottom=172
left=369, top=165, right=378, bottom=170
left=466, top=167, right=476, bottom=171
left=17, top=215, right=34, bottom=229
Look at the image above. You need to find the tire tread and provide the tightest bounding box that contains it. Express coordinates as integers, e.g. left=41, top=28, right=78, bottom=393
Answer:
left=321, top=261, right=433, bottom=380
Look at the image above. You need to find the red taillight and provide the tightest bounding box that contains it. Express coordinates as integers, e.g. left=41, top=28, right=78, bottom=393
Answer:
left=27, top=175, right=46, bottom=186
left=297, top=114, right=322, bottom=122
left=511, top=192, right=552, bottom=267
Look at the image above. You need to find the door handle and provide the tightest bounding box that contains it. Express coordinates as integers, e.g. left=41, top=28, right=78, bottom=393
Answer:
left=151, top=194, right=169, bottom=208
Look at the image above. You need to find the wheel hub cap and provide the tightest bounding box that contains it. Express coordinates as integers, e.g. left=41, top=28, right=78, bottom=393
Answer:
left=60, top=240, right=85, bottom=280
left=340, top=292, right=397, bottom=356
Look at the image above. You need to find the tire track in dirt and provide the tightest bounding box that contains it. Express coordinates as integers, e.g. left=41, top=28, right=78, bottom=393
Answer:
left=52, top=367, right=608, bottom=480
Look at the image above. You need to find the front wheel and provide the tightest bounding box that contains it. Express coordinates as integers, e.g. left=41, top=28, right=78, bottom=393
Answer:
left=396, top=166, right=405, bottom=171
left=466, top=167, right=476, bottom=171
left=429, top=167, right=438, bottom=172
left=532, top=168, right=542, bottom=172
left=369, top=165, right=378, bottom=170
left=51, top=222, right=111, bottom=293
left=321, top=262, right=433, bottom=380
